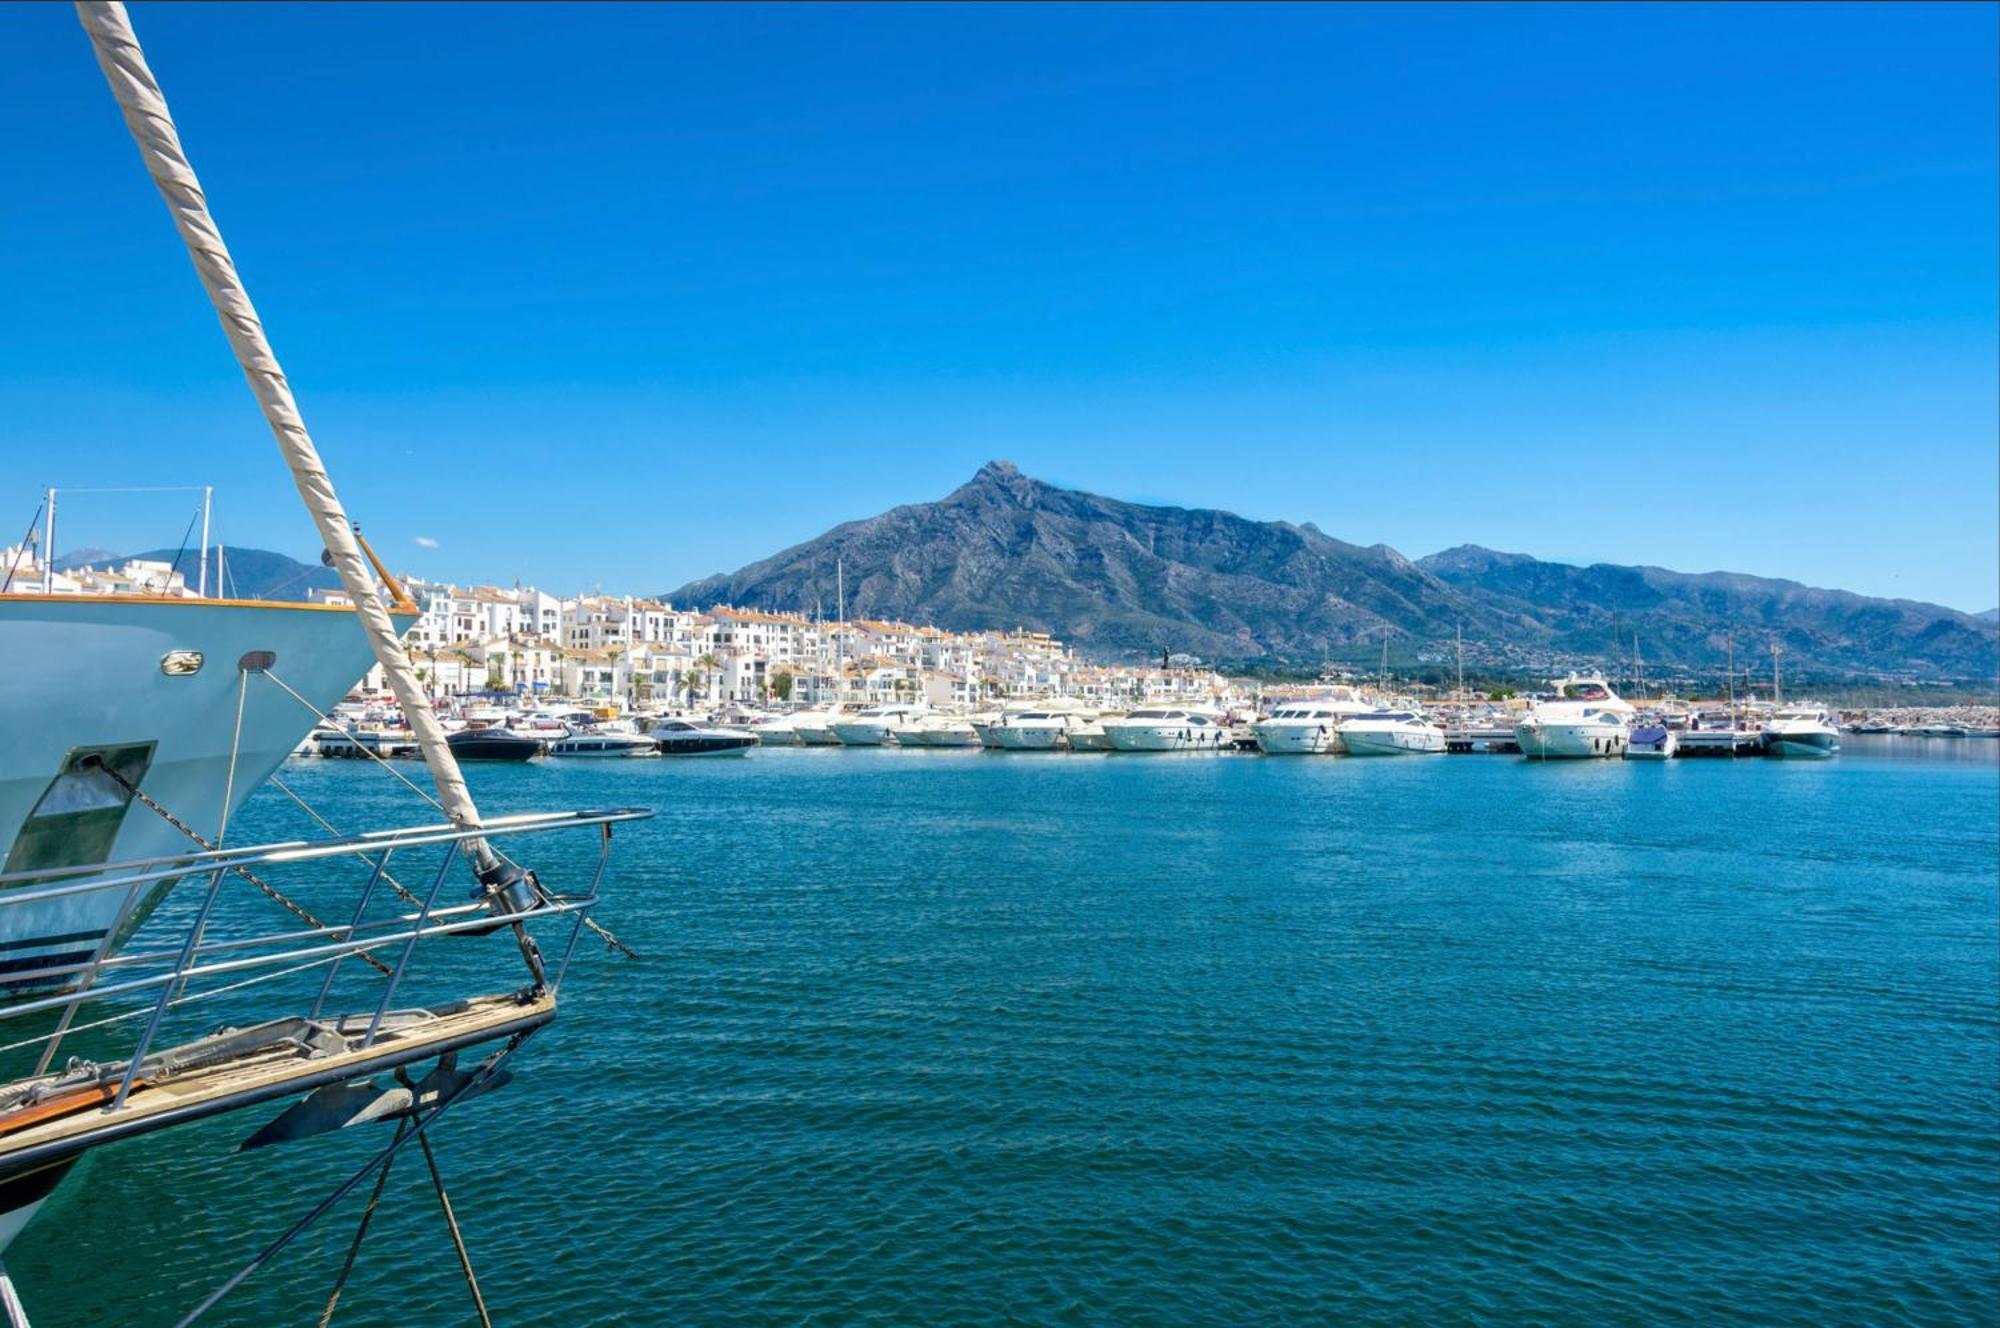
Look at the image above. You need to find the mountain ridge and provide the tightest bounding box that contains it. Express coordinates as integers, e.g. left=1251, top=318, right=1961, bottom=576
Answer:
left=52, top=546, right=339, bottom=601
left=667, top=463, right=1998, bottom=681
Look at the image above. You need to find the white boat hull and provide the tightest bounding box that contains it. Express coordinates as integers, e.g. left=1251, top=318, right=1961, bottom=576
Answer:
left=1101, top=723, right=1228, bottom=752
left=987, top=726, right=1069, bottom=751
left=1765, top=734, right=1838, bottom=759
left=1252, top=722, right=1343, bottom=754
left=0, top=597, right=397, bottom=993
left=1516, top=722, right=1627, bottom=759
left=830, top=722, right=893, bottom=747
left=1339, top=728, right=1445, bottom=756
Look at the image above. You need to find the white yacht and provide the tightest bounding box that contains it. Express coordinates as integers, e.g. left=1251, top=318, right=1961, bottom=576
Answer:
left=548, top=727, right=659, bottom=758
left=1253, top=690, right=1372, bottom=754
left=791, top=706, right=850, bottom=746
left=900, top=714, right=982, bottom=747
left=1099, top=705, right=1230, bottom=752
left=748, top=714, right=802, bottom=746
left=1336, top=710, right=1446, bottom=756
left=1515, top=674, right=1637, bottom=759
left=986, top=705, right=1094, bottom=751
left=830, top=704, right=928, bottom=747
left=1065, top=714, right=1120, bottom=751
left=1763, top=705, right=1840, bottom=759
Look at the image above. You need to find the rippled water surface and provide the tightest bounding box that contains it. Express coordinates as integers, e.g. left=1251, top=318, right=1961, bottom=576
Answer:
left=12, top=738, right=1998, bottom=1325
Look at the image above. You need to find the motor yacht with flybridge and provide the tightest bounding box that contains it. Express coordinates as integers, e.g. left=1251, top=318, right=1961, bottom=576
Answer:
left=1514, top=674, right=1636, bottom=759
left=1253, top=689, right=1371, bottom=753
left=1763, top=705, right=1840, bottom=759
left=830, top=703, right=928, bottom=747
left=985, top=702, right=1096, bottom=750
left=0, top=8, right=650, bottom=1321
left=1099, top=705, right=1231, bottom=752
left=1335, top=710, right=1447, bottom=756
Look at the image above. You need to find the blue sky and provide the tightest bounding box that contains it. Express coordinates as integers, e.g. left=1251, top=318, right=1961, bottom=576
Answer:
left=3, top=2, right=1995, bottom=609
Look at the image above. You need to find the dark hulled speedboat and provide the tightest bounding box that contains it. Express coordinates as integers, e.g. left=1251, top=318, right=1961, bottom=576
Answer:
left=447, top=726, right=544, bottom=762
left=648, top=718, right=756, bottom=757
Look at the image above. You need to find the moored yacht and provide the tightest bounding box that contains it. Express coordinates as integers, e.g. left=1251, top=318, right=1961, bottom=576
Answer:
left=748, top=713, right=802, bottom=746
left=900, top=714, right=982, bottom=747
left=791, top=706, right=851, bottom=745
left=1065, top=714, right=1120, bottom=751
left=830, top=704, right=927, bottom=747
left=446, top=725, right=544, bottom=762
left=1515, top=674, right=1636, bottom=759
left=1099, top=705, right=1230, bottom=752
left=1763, top=705, right=1840, bottom=759
left=1336, top=710, right=1446, bottom=756
left=1253, top=690, right=1371, bottom=754
left=548, top=727, right=660, bottom=758
left=1624, top=724, right=1678, bottom=760
left=649, top=717, right=756, bottom=756
left=986, top=705, right=1094, bottom=751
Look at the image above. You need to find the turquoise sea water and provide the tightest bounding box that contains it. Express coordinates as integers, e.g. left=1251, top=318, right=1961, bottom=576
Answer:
left=10, top=738, right=1998, bottom=1325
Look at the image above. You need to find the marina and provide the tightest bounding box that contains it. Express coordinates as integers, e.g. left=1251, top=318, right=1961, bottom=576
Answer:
left=1, top=2, right=1993, bottom=1325
left=6, top=734, right=1992, bottom=1325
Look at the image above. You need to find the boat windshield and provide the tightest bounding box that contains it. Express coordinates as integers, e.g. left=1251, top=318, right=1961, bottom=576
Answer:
left=1561, top=682, right=1611, bottom=701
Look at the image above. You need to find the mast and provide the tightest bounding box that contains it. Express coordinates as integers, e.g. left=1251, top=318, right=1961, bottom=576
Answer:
left=1772, top=642, right=1782, bottom=705
left=1633, top=630, right=1643, bottom=699
left=75, top=3, right=482, bottom=833
left=1455, top=623, right=1464, bottom=700
left=40, top=489, right=54, bottom=594
left=196, top=483, right=211, bottom=597
left=1726, top=634, right=1736, bottom=729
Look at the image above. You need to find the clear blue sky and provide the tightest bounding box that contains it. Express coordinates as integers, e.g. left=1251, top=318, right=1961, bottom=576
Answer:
left=3, top=2, right=1995, bottom=609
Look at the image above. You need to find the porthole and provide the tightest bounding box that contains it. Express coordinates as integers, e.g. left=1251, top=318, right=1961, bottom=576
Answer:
left=160, top=650, right=203, bottom=677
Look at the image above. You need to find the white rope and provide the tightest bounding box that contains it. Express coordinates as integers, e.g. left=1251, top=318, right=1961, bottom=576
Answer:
left=73, top=2, right=482, bottom=834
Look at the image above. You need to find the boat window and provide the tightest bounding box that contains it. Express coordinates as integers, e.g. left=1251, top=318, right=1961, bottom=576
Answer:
left=1562, top=682, right=1610, bottom=701
left=1129, top=710, right=1168, bottom=719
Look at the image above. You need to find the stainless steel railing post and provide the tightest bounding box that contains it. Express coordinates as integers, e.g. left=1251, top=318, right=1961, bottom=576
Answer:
left=308, top=849, right=393, bottom=1023
left=111, top=864, right=228, bottom=1111
left=360, top=842, right=458, bottom=1051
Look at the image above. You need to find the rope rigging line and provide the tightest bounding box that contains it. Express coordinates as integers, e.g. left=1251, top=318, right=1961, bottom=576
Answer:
left=268, top=776, right=425, bottom=910
left=259, top=670, right=642, bottom=961
left=172, top=1031, right=537, bottom=1328
left=257, top=668, right=445, bottom=813
left=0, top=500, right=44, bottom=595
left=88, top=758, right=394, bottom=978
left=316, top=1119, right=405, bottom=1328
left=400, top=1068, right=494, bottom=1328
left=157, top=501, right=202, bottom=598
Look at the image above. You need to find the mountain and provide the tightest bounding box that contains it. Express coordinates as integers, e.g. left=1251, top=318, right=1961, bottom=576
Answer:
left=1416, top=545, right=1997, bottom=682
left=1979, top=609, right=1999, bottom=625
left=669, top=461, right=1486, bottom=663
left=55, top=546, right=339, bottom=601
left=666, top=463, right=1999, bottom=682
